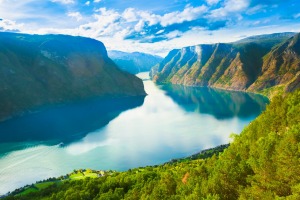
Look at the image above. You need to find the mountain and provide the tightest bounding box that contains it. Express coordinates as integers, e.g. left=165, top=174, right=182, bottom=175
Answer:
left=151, top=32, right=299, bottom=97
left=6, top=89, right=300, bottom=199
left=0, top=32, right=146, bottom=121
left=248, top=33, right=300, bottom=95
left=108, top=50, right=163, bottom=74
left=234, top=32, right=296, bottom=45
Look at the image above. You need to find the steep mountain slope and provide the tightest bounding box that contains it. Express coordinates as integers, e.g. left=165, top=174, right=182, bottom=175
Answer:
left=151, top=32, right=299, bottom=96
left=108, top=50, right=162, bottom=74
left=248, top=33, right=300, bottom=96
left=6, top=89, right=300, bottom=199
left=0, top=32, right=146, bottom=121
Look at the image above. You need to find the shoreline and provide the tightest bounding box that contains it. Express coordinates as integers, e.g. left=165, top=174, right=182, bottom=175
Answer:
left=154, top=81, right=270, bottom=100
left=3, top=143, right=230, bottom=197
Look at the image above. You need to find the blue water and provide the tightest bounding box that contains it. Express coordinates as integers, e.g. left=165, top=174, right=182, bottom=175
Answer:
left=0, top=72, right=268, bottom=194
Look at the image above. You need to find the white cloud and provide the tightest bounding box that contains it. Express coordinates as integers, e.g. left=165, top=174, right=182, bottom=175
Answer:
left=51, top=0, right=74, bottom=4
left=165, top=30, right=182, bottom=39
left=126, top=5, right=208, bottom=28
left=95, top=8, right=121, bottom=25
left=0, top=18, right=24, bottom=31
left=122, top=8, right=138, bottom=22
left=77, top=8, right=123, bottom=38
left=32, top=6, right=210, bottom=55
left=94, top=0, right=101, bottom=3
left=206, top=0, right=220, bottom=5
left=225, top=0, right=249, bottom=12
left=67, top=12, right=83, bottom=21
left=209, top=0, right=249, bottom=18
left=0, top=2, right=209, bottom=43
left=156, top=30, right=164, bottom=35
left=73, top=5, right=209, bottom=40
left=160, top=5, right=208, bottom=27
left=136, top=10, right=160, bottom=26
left=134, top=20, right=145, bottom=32
left=85, top=1, right=90, bottom=6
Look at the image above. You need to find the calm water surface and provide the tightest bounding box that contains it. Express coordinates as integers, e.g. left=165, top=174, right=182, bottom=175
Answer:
left=0, top=72, right=268, bottom=194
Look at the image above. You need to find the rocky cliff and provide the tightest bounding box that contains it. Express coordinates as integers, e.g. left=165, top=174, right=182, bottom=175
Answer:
left=151, top=32, right=299, bottom=97
left=0, top=32, right=146, bottom=121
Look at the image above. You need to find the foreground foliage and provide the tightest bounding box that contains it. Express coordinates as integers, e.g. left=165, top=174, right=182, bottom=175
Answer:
left=5, top=90, right=300, bottom=200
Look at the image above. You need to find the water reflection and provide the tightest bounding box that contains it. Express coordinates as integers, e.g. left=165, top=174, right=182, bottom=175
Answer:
left=0, top=96, right=145, bottom=145
left=160, top=84, right=269, bottom=119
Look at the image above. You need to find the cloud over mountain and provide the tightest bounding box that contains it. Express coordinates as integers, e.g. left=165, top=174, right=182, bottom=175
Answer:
left=0, top=0, right=299, bottom=56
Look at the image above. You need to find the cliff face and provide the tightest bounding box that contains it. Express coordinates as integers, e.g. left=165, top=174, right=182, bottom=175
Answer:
left=248, top=33, right=300, bottom=95
left=151, top=32, right=300, bottom=96
left=108, top=50, right=162, bottom=74
left=0, top=32, right=146, bottom=121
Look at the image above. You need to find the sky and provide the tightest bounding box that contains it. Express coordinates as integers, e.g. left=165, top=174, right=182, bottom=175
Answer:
left=0, top=0, right=300, bottom=56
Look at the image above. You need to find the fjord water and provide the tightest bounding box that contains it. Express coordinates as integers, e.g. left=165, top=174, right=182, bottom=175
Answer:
left=0, top=72, right=268, bottom=195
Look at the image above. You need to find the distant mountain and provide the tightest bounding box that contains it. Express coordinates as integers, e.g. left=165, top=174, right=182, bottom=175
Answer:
left=234, top=32, right=296, bottom=45
left=108, top=50, right=163, bottom=74
left=151, top=32, right=300, bottom=97
left=0, top=32, right=146, bottom=121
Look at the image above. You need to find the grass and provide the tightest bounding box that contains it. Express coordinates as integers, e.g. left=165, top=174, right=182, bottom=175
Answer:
left=15, top=171, right=99, bottom=196
left=69, top=172, right=98, bottom=180
left=16, top=182, right=56, bottom=196
left=35, top=182, right=55, bottom=190
left=69, top=173, right=85, bottom=180
left=17, top=188, right=38, bottom=196
left=84, top=172, right=98, bottom=178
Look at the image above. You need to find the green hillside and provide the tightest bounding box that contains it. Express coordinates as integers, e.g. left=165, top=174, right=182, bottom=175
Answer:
left=151, top=32, right=300, bottom=97
left=5, top=89, right=300, bottom=200
left=0, top=32, right=146, bottom=121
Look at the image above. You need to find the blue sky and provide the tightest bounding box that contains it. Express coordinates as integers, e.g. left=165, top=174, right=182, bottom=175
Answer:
left=0, top=0, right=300, bottom=56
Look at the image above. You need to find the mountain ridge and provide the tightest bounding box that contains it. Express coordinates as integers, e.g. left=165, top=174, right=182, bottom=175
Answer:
left=151, top=32, right=300, bottom=97
left=0, top=32, right=146, bottom=121
left=108, top=50, right=163, bottom=74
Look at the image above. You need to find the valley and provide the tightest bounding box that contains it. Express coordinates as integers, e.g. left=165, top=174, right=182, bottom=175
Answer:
left=0, top=18, right=299, bottom=199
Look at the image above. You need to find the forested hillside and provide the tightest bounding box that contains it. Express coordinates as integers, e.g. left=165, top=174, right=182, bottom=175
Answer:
left=5, top=89, right=300, bottom=200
